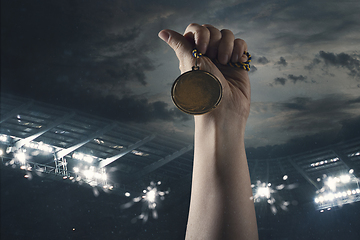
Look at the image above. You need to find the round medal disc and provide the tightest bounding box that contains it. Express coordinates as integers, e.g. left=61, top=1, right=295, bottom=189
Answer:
left=171, top=70, right=223, bottom=115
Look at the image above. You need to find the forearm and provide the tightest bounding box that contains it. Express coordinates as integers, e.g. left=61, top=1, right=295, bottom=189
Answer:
left=185, top=116, right=258, bottom=240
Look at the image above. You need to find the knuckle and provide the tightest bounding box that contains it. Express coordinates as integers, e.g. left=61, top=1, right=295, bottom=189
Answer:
left=235, top=38, right=246, bottom=44
left=220, top=29, right=233, bottom=35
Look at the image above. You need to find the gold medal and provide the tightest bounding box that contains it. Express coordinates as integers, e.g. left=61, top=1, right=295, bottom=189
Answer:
left=171, top=49, right=223, bottom=115
left=171, top=67, right=222, bottom=115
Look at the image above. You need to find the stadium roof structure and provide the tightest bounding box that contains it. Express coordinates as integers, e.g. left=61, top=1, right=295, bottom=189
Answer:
left=1, top=93, right=360, bottom=213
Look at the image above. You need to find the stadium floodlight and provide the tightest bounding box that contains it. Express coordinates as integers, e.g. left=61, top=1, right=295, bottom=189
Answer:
left=340, top=174, right=351, bottom=183
left=325, top=177, right=337, bottom=191
left=257, top=186, right=271, bottom=199
left=72, top=152, right=94, bottom=163
left=145, top=188, right=157, bottom=203
left=83, top=169, right=94, bottom=179
left=14, top=152, right=26, bottom=164
left=314, top=172, right=360, bottom=210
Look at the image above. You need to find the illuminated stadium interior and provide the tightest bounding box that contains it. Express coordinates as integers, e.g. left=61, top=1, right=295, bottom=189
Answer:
left=1, top=94, right=360, bottom=238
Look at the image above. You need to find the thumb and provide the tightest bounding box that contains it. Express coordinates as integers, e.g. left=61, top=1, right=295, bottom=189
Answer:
left=158, top=29, right=194, bottom=68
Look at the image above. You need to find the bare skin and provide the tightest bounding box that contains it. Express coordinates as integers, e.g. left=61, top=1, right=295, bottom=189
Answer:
left=159, top=23, right=258, bottom=240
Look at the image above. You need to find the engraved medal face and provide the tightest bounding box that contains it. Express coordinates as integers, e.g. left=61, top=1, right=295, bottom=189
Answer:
left=171, top=70, right=222, bottom=115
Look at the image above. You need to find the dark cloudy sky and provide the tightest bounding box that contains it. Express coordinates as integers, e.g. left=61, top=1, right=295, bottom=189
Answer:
left=2, top=0, right=360, bottom=150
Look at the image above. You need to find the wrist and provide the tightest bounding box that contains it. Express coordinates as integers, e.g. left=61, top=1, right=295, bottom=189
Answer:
left=194, top=111, right=247, bottom=138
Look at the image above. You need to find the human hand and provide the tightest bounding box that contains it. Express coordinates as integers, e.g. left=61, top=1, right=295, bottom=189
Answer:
left=158, top=23, right=251, bottom=126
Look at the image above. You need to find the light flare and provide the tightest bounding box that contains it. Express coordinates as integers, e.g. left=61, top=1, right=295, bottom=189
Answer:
left=121, top=181, right=170, bottom=223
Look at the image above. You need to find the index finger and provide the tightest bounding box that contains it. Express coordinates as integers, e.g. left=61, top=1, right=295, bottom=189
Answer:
left=183, top=23, right=210, bottom=54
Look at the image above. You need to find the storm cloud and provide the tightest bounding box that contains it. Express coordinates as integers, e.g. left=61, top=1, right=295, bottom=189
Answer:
left=274, top=77, right=287, bottom=85
left=276, top=57, right=288, bottom=67
left=247, top=94, right=360, bottom=150
left=287, top=74, right=307, bottom=84
left=257, top=56, right=270, bottom=65
left=272, top=74, right=309, bottom=86
left=305, top=51, right=360, bottom=79
left=2, top=0, right=360, bottom=147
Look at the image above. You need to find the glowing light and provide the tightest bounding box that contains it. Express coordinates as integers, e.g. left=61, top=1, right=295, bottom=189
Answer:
left=121, top=181, right=169, bottom=223
left=15, top=152, right=26, bottom=164
left=283, top=175, right=288, bottom=181
left=257, top=187, right=271, bottom=199
left=89, top=181, right=97, bottom=187
left=73, top=152, right=94, bottom=163
left=146, top=189, right=157, bottom=203
left=311, top=157, right=339, bottom=167
left=73, top=152, right=84, bottom=161
left=320, top=210, right=324, bottom=213
left=349, top=169, right=354, bottom=174
left=83, top=155, right=93, bottom=163
left=25, top=141, right=53, bottom=153
left=24, top=174, right=29, bottom=178
left=325, top=177, right=337, bottom=191
left=101, top=173, right=107, bottom=181
left=340, top=174, right=351, bottom=183
left=0, top=134, right=8, bottom=142
left=131, top=150, right=149, bottom=157
left=0, top=149, right=3, bottom=156
left=83, top=169, right=94, bottom=179
left=20, top=165, right=26, bottom=170
left=63, top=176, right=68, bottom=179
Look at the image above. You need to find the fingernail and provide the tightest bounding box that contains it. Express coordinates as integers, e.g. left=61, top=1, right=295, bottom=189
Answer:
left=158, top=31, right=170, bottom=43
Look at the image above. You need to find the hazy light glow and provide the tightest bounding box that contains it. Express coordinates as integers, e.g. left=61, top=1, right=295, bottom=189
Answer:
left=145, top=189, right=157, bottom=203
left=83, top=169, right=95, bottom=179
left=25, top=141, right=53, bottom=153
left=325, top=177, right=337, bottom=191
left=252, top=180, right=297, bottom=215
left=121, top=181, right=169, bottom=223
left=340, top=175, right=351, bottom=183
left=0, top=134, right=8, bottom=142
left=72, top=152, right=94, bottom=163
left=257, top=187, right=271, bottom=199
left=15, top=152, right=26, bottom=164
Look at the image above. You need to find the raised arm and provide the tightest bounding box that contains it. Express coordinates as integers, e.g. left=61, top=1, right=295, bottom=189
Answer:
left=159, top=23, right=258, bottom=240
